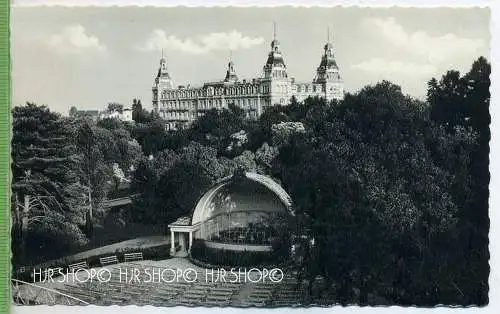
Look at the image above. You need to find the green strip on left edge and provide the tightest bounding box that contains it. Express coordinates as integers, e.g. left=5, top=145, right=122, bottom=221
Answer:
left=0, top=0, right=10, bottom=312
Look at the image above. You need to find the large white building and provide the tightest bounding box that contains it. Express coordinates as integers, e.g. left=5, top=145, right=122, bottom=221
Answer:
left=152, top=31, right=344, bottom=130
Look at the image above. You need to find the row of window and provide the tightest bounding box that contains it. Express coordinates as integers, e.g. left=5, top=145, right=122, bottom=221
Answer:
left=162, top=109, right=257, bottom=120
left=160, top=97, right=261, bottom=110
left=260, top=84, right=291, bottom=94
left=161, top=85, right=263, bottom=99
left=162, top=111, right=198, bottom=120
left=296, top=84, right=325, bottom=93
left=158, top=82, right=304, bottom=99
left=158, top=83, right=335, bottom=100
left=325, top=73, right=341, bottom=80
left=272, top=70, right=288, bottom=79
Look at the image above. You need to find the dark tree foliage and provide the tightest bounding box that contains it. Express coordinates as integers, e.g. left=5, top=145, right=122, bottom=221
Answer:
left=97, top=117, right=123, bottom=130
left=427, top=56, right=490, bottom=305
left=129, top=141, right=237, bottom=223
left=12, top=103, right=88, bottom=265
left=132, top=98, right=143, bottom=121
left=107, top=102, right=124, bottom=113
left=75, top=122, right=110, bottom=234
left=187, top=103, right=247, bottom=156
left=132, top=98, right=155, bottom=123
left=271, top=73, right=485, bottom=305
left=132, top=118, right=168, bottom=155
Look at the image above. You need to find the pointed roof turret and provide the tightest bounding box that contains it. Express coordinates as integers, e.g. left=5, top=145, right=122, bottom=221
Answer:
left=224, top=50, right=238, bottom=83
left=160, top=48, right=166, bottom=63
left=270, top=21, right=280, bottom=49
left=154, top=49, right=174, bottom=90
left=264, top=22, right=287, bottom=76
left=157, top=49, right=171, bottom=79
left=313, top=27, right=341, bottom=83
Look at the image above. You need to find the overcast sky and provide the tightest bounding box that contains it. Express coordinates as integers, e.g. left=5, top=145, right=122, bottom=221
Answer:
left=11, top=6, right=490, bottom=114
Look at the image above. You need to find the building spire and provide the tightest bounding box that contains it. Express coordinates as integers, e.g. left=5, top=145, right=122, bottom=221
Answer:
left=225, top=50, right=238, bottom=83
left=327, top=25, right=330, bottom=43
left=273, top=21, right=276, bottom=40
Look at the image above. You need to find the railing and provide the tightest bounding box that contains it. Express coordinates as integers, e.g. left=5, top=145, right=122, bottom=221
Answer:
left=11, top=278, right=90, bottom=305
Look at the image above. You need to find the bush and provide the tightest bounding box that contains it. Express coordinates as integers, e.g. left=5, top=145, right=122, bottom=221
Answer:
left=190, top=239, right=288, bottom=267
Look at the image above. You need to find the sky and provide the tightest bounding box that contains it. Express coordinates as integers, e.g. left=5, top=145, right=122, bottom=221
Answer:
left=11, top=6, right=490, bottom=114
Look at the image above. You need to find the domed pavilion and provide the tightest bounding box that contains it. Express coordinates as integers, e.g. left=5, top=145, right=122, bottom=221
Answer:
left=168, top=172, right=293, bottom=257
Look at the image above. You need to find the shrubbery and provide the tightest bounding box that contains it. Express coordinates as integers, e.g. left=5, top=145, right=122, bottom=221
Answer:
left=190, top=239, right=288, bottom=267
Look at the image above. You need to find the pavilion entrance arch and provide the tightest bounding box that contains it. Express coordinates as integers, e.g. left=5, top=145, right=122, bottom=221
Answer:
left=167, top=217, right=200, bottom=257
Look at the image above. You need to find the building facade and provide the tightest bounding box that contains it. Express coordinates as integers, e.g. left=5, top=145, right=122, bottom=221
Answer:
left=99, top=108, right=133, bottom=122
left=152, top=33, right=343, bottom=130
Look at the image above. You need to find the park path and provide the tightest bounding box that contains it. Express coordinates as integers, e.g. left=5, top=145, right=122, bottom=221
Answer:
left=37, top=235, right=169, bottom=268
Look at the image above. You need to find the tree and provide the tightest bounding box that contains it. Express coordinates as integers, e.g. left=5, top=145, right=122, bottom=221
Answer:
left=255, top=142, right=279, bottom=174
left=275, top=82, right=475, bottom=305
left=129, top=158, right=159, bottom=223
left=12, top=103, right=88, bottom=264
left=271, top=121, right=306, bottom=147
left=131, top=98, right=156, bottom=124
left=132, top=118, right=167, bottom=155
left=256, top=105, right=289, bottom=144
left=155, top=160, right=212, bottom=221
left=188, top=104, right=247, bottom=156
left=427, top=57, right=490, bottom=304
left=107, top=102, right=124, bottom=113
left=129, top=141, right=237, bottom=225
left=75, top=122, right=111, bottom=235
left=97, top=117, right=122, bottom=130
left=233, top=150, right=257, bottom=172
left=132, top=98, right=143, bottom=121
left=69, top=106, right=78, bottom=117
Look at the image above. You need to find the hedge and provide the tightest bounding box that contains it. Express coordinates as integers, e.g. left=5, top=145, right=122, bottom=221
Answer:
left=190, top=239, right=289, bottom=268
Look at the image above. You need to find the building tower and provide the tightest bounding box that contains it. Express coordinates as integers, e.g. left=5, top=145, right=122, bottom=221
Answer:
left=152, top=49, right=175, bottom=112
left=224, top=51, right=238, bottom=83
left=313, top=27, right=344, bottom=101
left=262, top=22, right=292, bottom=107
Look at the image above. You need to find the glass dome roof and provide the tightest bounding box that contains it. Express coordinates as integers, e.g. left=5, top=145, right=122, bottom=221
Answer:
left=191, top=172, right=293, bottom=225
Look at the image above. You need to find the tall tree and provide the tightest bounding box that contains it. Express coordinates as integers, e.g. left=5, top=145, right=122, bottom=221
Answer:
left=427, top=57, right=490, bottom=304
left=75, top=122, right=110, bottom=235
left=12, top=103, right=87, bottom=264
left=132, top=98, right=143, bottom=121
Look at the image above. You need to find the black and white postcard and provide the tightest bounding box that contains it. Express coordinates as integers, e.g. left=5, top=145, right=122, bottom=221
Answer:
left=9, top=2, right=492, bottom=310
